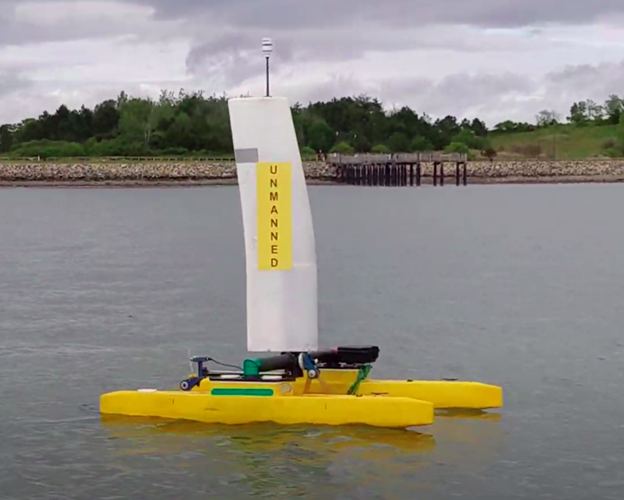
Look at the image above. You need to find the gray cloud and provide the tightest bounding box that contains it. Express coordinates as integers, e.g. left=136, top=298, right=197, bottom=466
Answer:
left=134, top=0, right=624, bottom=28
left=1, top=0, right=621, bottom=93
left=185, top=32, right=286, bottom=87
left=0, top=71, right=32, bottom=99
left=2, top=0, right=624, bottom=128
left=272, top=60, right=624, bottom=127
left=538, top=60, right=624, bottom=116
left=278, top=71, right=537, bottom=127
left=2, top=54, right=624, bottom=128
left=380, top=72, right=535, bottom=115
left=4, top=0, right=622, bottom=48
left=0, top=0, right=181, bottom=46
left=545, top=61, right=624, bottom=90
left=181, top=23, right=539, bottom=90
left=0, top=80, right=164, bottom=125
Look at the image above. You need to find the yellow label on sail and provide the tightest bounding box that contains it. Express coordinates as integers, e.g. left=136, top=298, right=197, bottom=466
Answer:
left=256, top=162, right=293, bottom=270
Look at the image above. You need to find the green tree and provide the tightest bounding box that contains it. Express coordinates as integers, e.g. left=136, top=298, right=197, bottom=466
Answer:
left=568, top=101, right=589, bottom=125
left=92, top=100, right=120, bottom=139
left=469, top=118, right=488, bottom=136
left=1, top=87, right=618, bottom=160
left=0, top=125, right=15, bottom=153
left=386, top=132, right=410, bottom=152
left=371, top=144, right=390, bottom=153
left=604, top=95, right=623, bottom=125
left=410, top=136, right=433, bottom=151
left=536, top=110, right=560, bottom=127
left=444, top=142, right=469, bottom=154
left=451, top=129, right=480, bottom=149
left=330, top=141, right=354, bottom=154
left=352, top=134, right=371, bottom=153
left=307, top=120, right=335, bottom=153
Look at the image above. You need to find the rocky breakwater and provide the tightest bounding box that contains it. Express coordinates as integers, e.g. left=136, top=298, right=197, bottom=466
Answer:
left=463, top=159, right=624, bottom=183
left=0, top=160, right=334, bottom=186
left=3, top=158, right=624, bottom=186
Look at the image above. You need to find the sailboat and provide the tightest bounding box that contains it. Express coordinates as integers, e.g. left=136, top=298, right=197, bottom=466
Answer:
left=99, top=96, right=503, bottom=429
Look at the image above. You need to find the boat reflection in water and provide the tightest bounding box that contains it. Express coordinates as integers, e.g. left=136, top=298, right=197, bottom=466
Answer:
left=100, top=410, right=503, bottom=498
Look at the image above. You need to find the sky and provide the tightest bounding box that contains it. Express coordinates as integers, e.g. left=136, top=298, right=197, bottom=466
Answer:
left=2, top=0, right=624, bottom=128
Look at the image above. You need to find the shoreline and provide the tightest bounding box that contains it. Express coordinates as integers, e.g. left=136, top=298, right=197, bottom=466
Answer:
left=3, top=159, right=624, bottom=188
left=465, top=174, right=624, bottom=185
left=2, top=175, right=624, bottom=188
left=0, top=178, right=339, bottom=188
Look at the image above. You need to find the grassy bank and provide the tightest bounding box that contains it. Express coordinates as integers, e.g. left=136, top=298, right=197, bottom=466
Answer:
left=3, top=124, right=623, bottom=163
left=0, top=155, right=320, bottom=164
left=490, top=124, right=621, bottom=159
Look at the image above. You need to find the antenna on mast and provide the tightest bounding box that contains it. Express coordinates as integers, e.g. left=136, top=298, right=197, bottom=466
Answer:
left=261, top=37, right=273, bottom=97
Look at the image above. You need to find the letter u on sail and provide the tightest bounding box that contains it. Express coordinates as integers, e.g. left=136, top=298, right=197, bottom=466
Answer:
left=229, top=97, right=318, bottom=352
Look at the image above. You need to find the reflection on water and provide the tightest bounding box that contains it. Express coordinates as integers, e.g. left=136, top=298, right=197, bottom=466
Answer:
left=101, top=414, right=437, bottom=454
left=99, top=412, right=504, bottom=498
left=432, top=410, right=505, bottom=475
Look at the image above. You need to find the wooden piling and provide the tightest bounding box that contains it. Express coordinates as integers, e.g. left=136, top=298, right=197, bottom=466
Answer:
left=462, top=161, right=467, bottom=186
left=416, top=162, right=421, bottom=186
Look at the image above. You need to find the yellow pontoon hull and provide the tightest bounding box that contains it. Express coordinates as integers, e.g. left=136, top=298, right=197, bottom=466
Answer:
left=99, top=384, right=434, bottom=428
left=275, top=369, right=503, bottom=410
left=100, top=368, right=501, bottom=428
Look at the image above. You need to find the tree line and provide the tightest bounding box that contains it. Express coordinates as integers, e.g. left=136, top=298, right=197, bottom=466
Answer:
left=494, top=95, right=624, bottom=133
left=0, top=89, right=623, bottom=159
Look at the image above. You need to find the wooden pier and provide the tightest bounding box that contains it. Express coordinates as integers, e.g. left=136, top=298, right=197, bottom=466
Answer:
left=327, top=152, right=468, bottom=187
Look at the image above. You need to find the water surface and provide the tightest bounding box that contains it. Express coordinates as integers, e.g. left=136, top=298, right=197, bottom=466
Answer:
left=1, top=183, right=623, bottom=499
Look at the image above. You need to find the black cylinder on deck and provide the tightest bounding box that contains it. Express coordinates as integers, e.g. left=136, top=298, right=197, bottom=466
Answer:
left=256, top=353, right=298, bottom=372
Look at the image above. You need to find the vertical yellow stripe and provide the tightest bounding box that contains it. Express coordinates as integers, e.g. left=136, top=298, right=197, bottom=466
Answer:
left=256, top=162, right=292, bottom=270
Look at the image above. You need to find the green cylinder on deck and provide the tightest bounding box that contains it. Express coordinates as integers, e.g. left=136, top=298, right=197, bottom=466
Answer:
left=243, top=358, right=261, bottom=376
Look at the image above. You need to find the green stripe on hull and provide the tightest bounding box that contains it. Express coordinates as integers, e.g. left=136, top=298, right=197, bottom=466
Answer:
left=210, top=388, right=274, bottom=396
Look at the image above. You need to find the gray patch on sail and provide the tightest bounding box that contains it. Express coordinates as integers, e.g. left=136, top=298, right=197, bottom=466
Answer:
left=234, top=148, right=259, bottom=163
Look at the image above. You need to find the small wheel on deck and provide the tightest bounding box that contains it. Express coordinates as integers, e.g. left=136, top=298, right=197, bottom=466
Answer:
left=180, top=380, right=191, bottom=391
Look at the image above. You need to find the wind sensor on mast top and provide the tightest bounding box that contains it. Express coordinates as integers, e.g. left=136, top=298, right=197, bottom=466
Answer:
left=262, top=37, right=273, bottom=97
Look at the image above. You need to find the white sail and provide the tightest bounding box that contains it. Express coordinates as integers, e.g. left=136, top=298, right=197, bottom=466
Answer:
left=228, top=96, right=318, bottom=352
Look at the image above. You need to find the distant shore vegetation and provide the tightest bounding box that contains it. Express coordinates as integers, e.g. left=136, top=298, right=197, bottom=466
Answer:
left=1, top=89, right=624, bottom=160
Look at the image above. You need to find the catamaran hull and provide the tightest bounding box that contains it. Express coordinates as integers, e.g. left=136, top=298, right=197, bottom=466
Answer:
left=99, top=388, right=434, bottom=428
left=356, top=380, right=502, bottom=410
left=281, top=369, right=503, bottom=410
left=98, top=373, right=500, bottom=429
